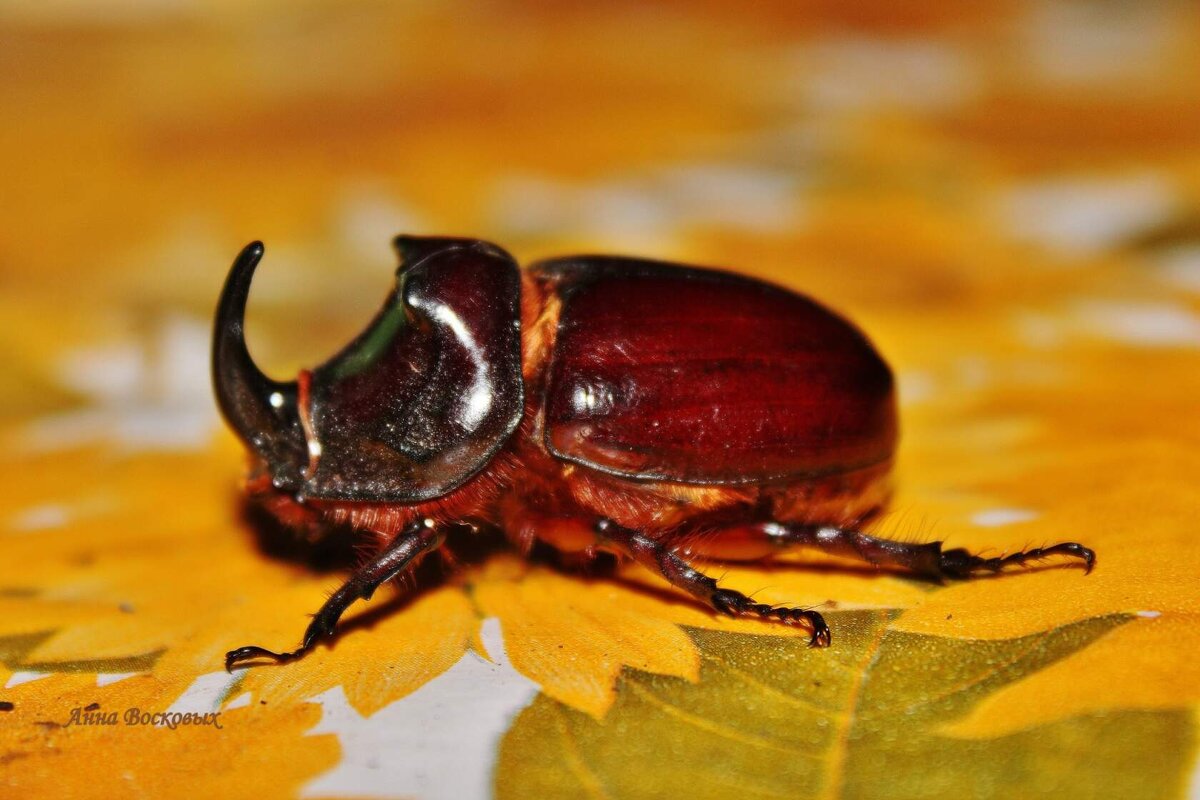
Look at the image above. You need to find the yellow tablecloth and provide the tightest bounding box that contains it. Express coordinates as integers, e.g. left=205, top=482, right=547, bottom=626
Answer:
left=1, top=2, right=1198, bottom=798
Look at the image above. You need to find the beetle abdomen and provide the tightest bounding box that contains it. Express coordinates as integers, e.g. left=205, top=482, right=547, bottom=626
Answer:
left=537, top=256, right=897, bottom=485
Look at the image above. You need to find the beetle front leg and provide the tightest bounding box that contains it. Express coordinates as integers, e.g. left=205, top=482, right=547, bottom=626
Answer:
left=225, top=518, right=445, bottom=671
left=751, top=522, right=1095, bottom=581
left=595, top=519, right=831, bottom=647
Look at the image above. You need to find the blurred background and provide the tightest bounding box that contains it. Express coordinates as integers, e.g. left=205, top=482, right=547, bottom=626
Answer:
left=3, top=0, right=1197, bottom=445
left=2, top=2, right=1199, bottom=797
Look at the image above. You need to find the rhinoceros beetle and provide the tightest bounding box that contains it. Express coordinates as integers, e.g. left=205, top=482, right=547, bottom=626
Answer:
left=214, top=236, right=1094, bottom=670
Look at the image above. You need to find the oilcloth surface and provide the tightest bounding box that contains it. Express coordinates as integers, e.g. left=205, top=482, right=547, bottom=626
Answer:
left=1, top=2, right=1197, bottom=798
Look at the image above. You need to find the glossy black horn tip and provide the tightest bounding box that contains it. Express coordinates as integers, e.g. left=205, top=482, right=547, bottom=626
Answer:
left=243, top=240, right=265, bottom=262
left=231, top=241, right=265, bottom=286
left=214, top=242, right=267, bottom=323
left=212, top=240, right=307, bottom=489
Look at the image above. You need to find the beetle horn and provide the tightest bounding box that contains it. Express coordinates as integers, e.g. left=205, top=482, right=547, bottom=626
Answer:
left=212, top=242, right=307, bottom=488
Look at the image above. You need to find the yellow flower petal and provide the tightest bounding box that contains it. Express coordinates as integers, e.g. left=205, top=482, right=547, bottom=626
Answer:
left=473, top=559, right=701, bottom=718
left=234, top=584, right=478, bottom=717
left=941, top=614, right=1200, bottom=738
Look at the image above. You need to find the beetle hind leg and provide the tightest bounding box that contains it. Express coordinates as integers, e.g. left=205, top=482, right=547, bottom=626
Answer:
left=594, top=519, right=831, bottom=647
left=741, top=522, right=1094, bottom=581
left=225, top=518, right=445, bottom=671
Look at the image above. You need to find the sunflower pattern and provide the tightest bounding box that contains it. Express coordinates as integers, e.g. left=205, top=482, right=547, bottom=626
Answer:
left=2, top=2, right=1199, bottom=798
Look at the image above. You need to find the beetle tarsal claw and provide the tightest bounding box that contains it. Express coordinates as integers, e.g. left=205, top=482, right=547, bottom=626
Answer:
left=807, top=614, right=832, bottom=648
left=224, top=645, right=304, bottom=672
left=1082, top=547, right=1097, bottom=575
left=937, top=540, right=1097, bottom=579
left=709, top=587, right=831, bottom=647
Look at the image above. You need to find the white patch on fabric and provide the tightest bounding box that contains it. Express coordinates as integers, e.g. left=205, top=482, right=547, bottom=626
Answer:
left=95, top=672, right=141, bottom=687
left=8, top=504, right=71, bottom=533
left=301, top=617, right=540, bottom=800
left=224, top=692, right=253, bottom=710
left=24, top=313, right=220, bottom=452
left=969, top=509, right=1039, bottom=528
left=5, top=671, right=50, bottom=688
left=335, top=184, right=430, bottom=264
left=790, top=37, right=978, bottom=112
left=1154, top=246, right=1200, bottom=293
left=1019, top=0, right=1177, bottom=88
left=1074, top=301, right=1200, bottom=347
left=490, top=164, right=802, bottom=246
left=896, top=371, right=935, bottom=406
left=996, top=174, right=1177, bottom=257
left=164, top=670, right=244, bottom=715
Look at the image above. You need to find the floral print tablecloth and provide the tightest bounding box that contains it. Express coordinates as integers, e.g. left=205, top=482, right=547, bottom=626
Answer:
left=2, top=2, right=1198, bottom=798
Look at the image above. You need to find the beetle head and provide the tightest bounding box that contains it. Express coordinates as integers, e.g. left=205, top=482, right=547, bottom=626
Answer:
left=213, top=236, right=524, bottom=503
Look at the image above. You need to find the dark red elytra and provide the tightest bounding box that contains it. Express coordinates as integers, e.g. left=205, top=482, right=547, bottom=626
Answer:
left=540, top=256, right=896, bottom=483
left=213, top=236, right=1094, bottom=670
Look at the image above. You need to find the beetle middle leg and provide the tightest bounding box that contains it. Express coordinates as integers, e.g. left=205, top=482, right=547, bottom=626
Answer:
left=594, top=519, right=831, bottom=647
left=699, top=521, right=1095, bottom=581
left=225, top=517, right=445, bottom=671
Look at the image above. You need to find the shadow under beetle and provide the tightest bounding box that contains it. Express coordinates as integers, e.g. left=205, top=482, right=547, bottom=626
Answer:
left=214, top=236, right=1094, bottom=670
